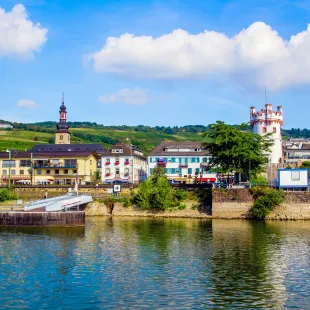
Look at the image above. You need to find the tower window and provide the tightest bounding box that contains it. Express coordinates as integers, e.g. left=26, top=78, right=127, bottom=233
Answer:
left=273, top=127, right=276, bottom=133
left=60, top=135, right=63, bottom=140
left=262, top=127, right=267, bottom=133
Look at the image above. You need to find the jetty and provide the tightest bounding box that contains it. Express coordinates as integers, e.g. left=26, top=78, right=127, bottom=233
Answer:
left=0, top=211, right=85, bottom=227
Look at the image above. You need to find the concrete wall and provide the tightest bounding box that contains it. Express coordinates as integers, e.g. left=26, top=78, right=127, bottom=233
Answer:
left=0, top=211, right=85, bottom=226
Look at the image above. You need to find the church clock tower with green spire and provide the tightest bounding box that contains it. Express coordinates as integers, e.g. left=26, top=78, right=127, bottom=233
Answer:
left=55, top=94, right=71, bottom=144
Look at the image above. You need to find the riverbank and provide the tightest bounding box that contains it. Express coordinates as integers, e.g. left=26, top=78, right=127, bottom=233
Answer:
left=1, top=188, right=310, bottom=220
left=85, top=200, right=310, bottom=220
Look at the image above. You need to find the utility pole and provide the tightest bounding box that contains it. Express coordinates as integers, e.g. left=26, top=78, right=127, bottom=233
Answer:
left=30, top=153, right=33, bottom=186
left=7, top=149, right=11, bottom=190
left=249, top=160, right=251, bottom=188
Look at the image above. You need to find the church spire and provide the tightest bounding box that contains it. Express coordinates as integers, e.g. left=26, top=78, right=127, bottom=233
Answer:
left=55, top=94, right=70, bottom=144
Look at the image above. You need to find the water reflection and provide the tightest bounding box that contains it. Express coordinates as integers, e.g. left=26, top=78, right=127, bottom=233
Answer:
left=0, top=218, right=309, bottom=309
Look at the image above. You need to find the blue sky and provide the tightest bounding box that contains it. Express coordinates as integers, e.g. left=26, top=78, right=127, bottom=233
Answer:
left=1, top=0, right=310, bottom=128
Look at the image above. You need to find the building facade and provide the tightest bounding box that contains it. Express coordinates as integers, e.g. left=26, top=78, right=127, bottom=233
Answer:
left=250, top=104, right=283, bottom=164
left=101, top=142, right=147, bottom=184
left=147, top=141, right=217, bottom=183
left=0, top=151, right=98, bottom=185
left=284, top=139, right=310, bottom=167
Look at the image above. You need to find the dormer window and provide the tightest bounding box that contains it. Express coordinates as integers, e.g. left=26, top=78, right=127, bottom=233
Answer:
left=112, top=149, right=123, bottom=153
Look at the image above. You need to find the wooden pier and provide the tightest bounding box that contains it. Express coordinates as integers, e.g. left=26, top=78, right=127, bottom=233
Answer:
left=0, top=211, right=85, bottom=227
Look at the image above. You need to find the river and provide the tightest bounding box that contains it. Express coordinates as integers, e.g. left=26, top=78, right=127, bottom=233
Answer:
left=0, top=218, right=309, bottom=309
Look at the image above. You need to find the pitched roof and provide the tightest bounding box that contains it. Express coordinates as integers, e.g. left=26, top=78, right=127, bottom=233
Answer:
left=28, top=143, right=105, bottom=153
left=100, top=142, right=146, bottom=159
left=148, top=141, right=210, bottom=156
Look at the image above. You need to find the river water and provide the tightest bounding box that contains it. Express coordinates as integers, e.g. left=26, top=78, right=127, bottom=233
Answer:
left=0, top=218, right=309, bottom=309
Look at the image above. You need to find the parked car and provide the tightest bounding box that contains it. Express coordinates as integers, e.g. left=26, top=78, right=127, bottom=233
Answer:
left=168, top=179, right=179, bottom=184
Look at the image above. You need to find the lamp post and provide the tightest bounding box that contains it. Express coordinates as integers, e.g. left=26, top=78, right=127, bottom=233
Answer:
left=7, top=149, right=12, bottom=190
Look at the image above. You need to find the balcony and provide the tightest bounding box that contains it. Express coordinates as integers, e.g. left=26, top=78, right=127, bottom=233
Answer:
left=179, top=163, right=188, bottom=168
left=115, top=161, right=120, bottom=166
left=124, top=161, right=130, bottom=165
left=105, top=173, right=111, bottom=177
left=2, top=175, right=30, bottom=180
left=33, top=165, right=77, bottom=169
left=105, top=162, right=111, bottom=166
left=157, top=161, right=166, bottom=167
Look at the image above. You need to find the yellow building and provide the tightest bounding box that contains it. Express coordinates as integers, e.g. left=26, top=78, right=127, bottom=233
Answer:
left=0, top=151, right=99, bottom=185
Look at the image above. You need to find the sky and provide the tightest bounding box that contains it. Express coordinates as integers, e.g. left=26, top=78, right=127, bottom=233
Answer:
left=1, top=0, right=310, bottom=128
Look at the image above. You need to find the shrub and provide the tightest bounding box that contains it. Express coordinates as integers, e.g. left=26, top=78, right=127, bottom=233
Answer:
left=249, top=187, right=284, bottom=220
left=174, top=189, right=187, bottom=201
left=133, top=180, right=153, bottom=209
left=122, top=197, right=132, bottom=208
left=178, top=203, right=187, bottom=210
left=191, top=203, right=199, bottom=210
left=0, top=189, right=17, bottom=202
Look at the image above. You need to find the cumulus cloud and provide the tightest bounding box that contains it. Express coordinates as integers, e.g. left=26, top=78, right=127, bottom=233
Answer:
left=89, top=22, right=310, bottom=90
left=99, top=88, right=149, bottom=105
left=17, top=99, right=39, bottom=109
left=0, top=4, right=47, bottom=59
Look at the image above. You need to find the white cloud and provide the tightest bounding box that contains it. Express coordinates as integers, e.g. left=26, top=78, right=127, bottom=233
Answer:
left=17, top=99, right=39, bottom=109
left=89, top=22, right=310, bottom=90
left=99, top=88, right=149, bottom=105
left=0, top=4, right=47, bottom=59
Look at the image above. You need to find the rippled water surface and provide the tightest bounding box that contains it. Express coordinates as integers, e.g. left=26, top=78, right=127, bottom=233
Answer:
left=0, top=218, right=310, bottom=309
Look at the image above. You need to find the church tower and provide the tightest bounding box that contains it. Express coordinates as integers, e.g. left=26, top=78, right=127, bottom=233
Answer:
left=55, top=94, right=70, bottom=144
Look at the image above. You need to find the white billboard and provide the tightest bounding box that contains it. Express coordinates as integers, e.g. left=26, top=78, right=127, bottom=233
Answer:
left=278, top=169, right=309, bottom=188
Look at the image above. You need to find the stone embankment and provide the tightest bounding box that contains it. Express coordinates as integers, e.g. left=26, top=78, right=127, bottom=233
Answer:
left=2, top=188, right=310, bottom=220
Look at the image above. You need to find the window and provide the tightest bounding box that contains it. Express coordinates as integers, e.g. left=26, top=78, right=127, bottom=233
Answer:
left=37, top=170, right=42, bottom=175
left=150, top=158, right=153, bottom=163
left=191, top=158, right=195, bottom=163
left=20, top=160, right=31, bottom=167
left=150, top=168, right=153, bottom=175
left=64, top=159, right=77, bottom=167
left=20, top=170, right=24, bottom=175
left=195, top=168, right=200, bottom=174
left=53, top=159, right=60, bottom=166
left=124, top=168, right=129, bottom=176
left=197, top=158, right=199, bottom=162
left=171, top=168, right=176, bottom=174
left=203, top=157, right=208, bottom=163
left=106, top=158, right=110, bottom=163
left=60, top=135, right=63, bottom=140
left=55, top=169, right=59, bottom=175
left=263, top=127, right=267, bottom=133
left=156, top=158, right=159, bottom=162
left=188, top=168, right=192, bottom=174
left=90, top=160, right=92, bottom=165
left=64, top=169, right=68, bottom=175
left=111, top=149, right=123, bottom=153
left=115, top=168, right=120, bottom=175
left=90, top=169, right=93, bottom=176
left=171, top=158, right=176, bottom=163
left=73, top=169, right=77, bottom=174
left=273, top=127, right=277, bottom=133
left=291, top=170, right=300, bottom=181
left=2, top=170, right=7, bottom=175
left=11, top=170, right=15, bottom=175
left=46, top=170, right=50, bottom=175
left=2, top=160, right=16, bottom=168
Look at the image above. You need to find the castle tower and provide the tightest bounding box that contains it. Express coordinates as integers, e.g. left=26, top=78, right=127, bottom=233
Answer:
left=250, top=104, right=283, bottom=164
left=55, top=94, right=70, bottom=144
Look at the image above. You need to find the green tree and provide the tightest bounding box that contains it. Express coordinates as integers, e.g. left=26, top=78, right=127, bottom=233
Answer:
left=202, top=121, right=273, bottom=178
left=301, top=161, right=310, bottom=171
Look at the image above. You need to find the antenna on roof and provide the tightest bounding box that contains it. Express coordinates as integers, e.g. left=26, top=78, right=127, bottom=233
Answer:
left=265, top=86, right=268, bottom=104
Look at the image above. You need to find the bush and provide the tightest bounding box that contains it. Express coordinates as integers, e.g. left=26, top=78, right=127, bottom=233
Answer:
left=122, top=197, right=132, bottom=208
left=178, top=203, right=187, bottom=210
left=174, top=189, right=187, bottom=201
left=0, top=189, right=17, bottom=202
left=133, top=180, right=153, bottom=209
left=191, top=203, right=199, bottom=210
left=249, top=187, right=284, bottom=220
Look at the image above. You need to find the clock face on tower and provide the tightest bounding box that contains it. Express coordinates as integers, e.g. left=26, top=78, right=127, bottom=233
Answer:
left=60, top=112, right=66, bottom=120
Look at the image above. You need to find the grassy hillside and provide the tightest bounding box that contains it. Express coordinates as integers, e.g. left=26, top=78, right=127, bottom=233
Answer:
left=0, top=128, right=205, bottom=153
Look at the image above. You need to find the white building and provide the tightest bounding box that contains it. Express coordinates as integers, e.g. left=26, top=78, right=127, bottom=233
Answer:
left=0, top=124, right=13, bottom=129
left=250, top=104, right=283, bottom=164
left=101, top=142, right=147, bottom=184
left=147, top=141, right=217, bottom=183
